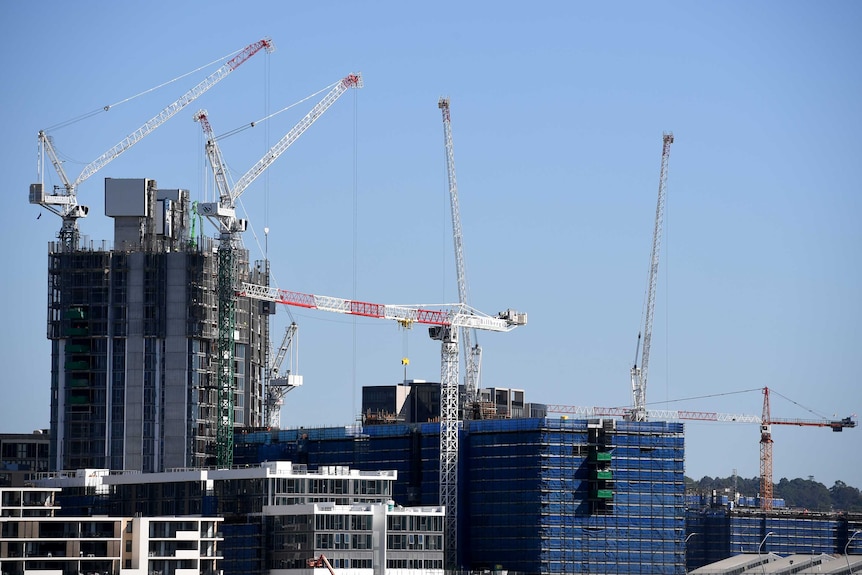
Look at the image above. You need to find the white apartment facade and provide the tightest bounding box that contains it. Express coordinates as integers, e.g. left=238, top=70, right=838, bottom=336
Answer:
left=0, top=487, right=222, bottom=575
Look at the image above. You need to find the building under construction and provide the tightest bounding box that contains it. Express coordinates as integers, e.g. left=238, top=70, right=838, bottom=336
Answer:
left=236, top=416, right=688, bottom=573
left=46, top=178, right=271, bottom=472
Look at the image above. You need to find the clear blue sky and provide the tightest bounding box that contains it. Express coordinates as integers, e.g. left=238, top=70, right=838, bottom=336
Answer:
left=1, top=1, right=859, bottom=488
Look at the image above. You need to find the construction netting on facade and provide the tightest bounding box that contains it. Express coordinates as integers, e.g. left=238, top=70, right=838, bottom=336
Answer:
left=686, top=507, right=862, bottom=571
left=465, top=418, right=686, bottom=574
left=234, top=417, right=687, bottom=573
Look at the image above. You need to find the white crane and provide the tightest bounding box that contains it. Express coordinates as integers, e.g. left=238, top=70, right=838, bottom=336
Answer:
left=265, top=322, right=301, bottom=428
left=438, top=97, right=482, bottom=411
left=193, top=73, right=363, bottom=467
left=239, top=281, right=526, bottom=570
left=30, top=38, right=275, bottom=250
left=630, top=132, right=673, bottom=422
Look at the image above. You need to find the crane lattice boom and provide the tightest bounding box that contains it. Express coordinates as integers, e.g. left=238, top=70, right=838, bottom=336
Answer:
left=239, top=282, right=525, bottom=332
left=230, top=74, right=362, bottom=203
left=439, top=97, right=480, bottom=408
left=630, top=132, right=674, bottom=422
left=197, top=73, right=362, bottom=237
left=76, top=37, right=275, bottom=187
left=547, top=404, right=761, bottom=423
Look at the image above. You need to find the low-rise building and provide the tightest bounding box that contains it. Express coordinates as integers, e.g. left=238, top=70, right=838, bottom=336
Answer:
left=0, top=486, right=223, bottom=575
left=34, top=462, right=445, bottom=575
left=0, top=432, right=51, bottom=487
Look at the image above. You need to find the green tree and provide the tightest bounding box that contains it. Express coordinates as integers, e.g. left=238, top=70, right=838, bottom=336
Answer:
left=685, top=475, right=861, bottom=511
left=830, top=480, right=862, bottom=512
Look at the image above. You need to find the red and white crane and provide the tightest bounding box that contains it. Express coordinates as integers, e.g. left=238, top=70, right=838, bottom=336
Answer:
left=30, top=37, right=275, bottom=251
left=193, top=74, right=362, bottom=468
left=438, top=97, right=482, bottom=408
left=239, top=281, right=526, bottom=569
left=630, top=132, right=673, bottom=422
left=757, top=387, right=855, bottom=510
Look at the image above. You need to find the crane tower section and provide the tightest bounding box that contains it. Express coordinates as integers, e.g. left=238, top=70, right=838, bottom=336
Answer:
left=630, top=132, right=673, bottom=422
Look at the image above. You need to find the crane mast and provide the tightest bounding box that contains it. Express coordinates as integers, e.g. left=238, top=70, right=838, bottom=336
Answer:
left=30, top=38, right=275, bottom=251
left=760, top=387, right=774, bottom=510
left=438, top=97, right=480, bottom=409
left=240, top=280, right=526, bottom=569
left=630, top=132, right=674, bottom=422
left=195, top=74, right=362, bottom=467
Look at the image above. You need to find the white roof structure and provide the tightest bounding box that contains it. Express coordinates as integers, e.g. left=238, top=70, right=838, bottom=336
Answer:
left=690, top=553, right=862, bottom=575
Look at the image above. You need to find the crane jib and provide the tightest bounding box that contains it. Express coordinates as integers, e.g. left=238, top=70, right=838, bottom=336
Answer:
left=268, top=288, right=452, bottom=326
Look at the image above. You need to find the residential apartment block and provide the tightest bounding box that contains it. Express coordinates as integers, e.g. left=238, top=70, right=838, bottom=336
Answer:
left=35, top=461, right=444, bottom=575
left=0, top=486, right=222, bottom=575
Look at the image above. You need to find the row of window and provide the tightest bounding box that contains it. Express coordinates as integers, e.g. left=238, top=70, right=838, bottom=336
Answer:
left=0, top=443, right=49, bottom=459
left=387, top=558, right=443, bottom=569
left=388, top=514, right=443, bottom=532
left=271, top=477, right=390, bottom=497
left=388, top=533, right=443, bottom=550
left=314, top=514, right=372, bottom=531
left=315, top=532, right=373, bottom=550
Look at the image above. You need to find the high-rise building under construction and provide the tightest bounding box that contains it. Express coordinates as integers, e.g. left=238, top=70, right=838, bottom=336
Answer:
left=47, top=178, right=270, bottom=472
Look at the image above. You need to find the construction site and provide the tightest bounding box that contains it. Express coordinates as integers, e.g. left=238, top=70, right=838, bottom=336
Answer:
left=21, top=37, right=861, bottom=575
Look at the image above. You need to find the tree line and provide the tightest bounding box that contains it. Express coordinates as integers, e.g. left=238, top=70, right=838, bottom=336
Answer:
left=686, top=476, right=862, bottom=512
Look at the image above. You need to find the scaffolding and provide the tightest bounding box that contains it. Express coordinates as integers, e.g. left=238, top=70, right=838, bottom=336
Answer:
left=234, top=417, right=687, bottom=573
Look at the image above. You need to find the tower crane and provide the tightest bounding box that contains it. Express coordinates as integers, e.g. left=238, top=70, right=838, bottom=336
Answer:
left=265, top=322, right=301, bottom=428
left=438, top=97, right=481, bottom=411
left=239, top=281, right=526, bottom=570
left=546, top=386, right=856, bottom=510
left=193, top=73, right=362, bottom=468
left=30, top=37, right=275, bottom=251
left=630, top=132, right=674, bottom=422
left=757, top=387, right=855, bottom=510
